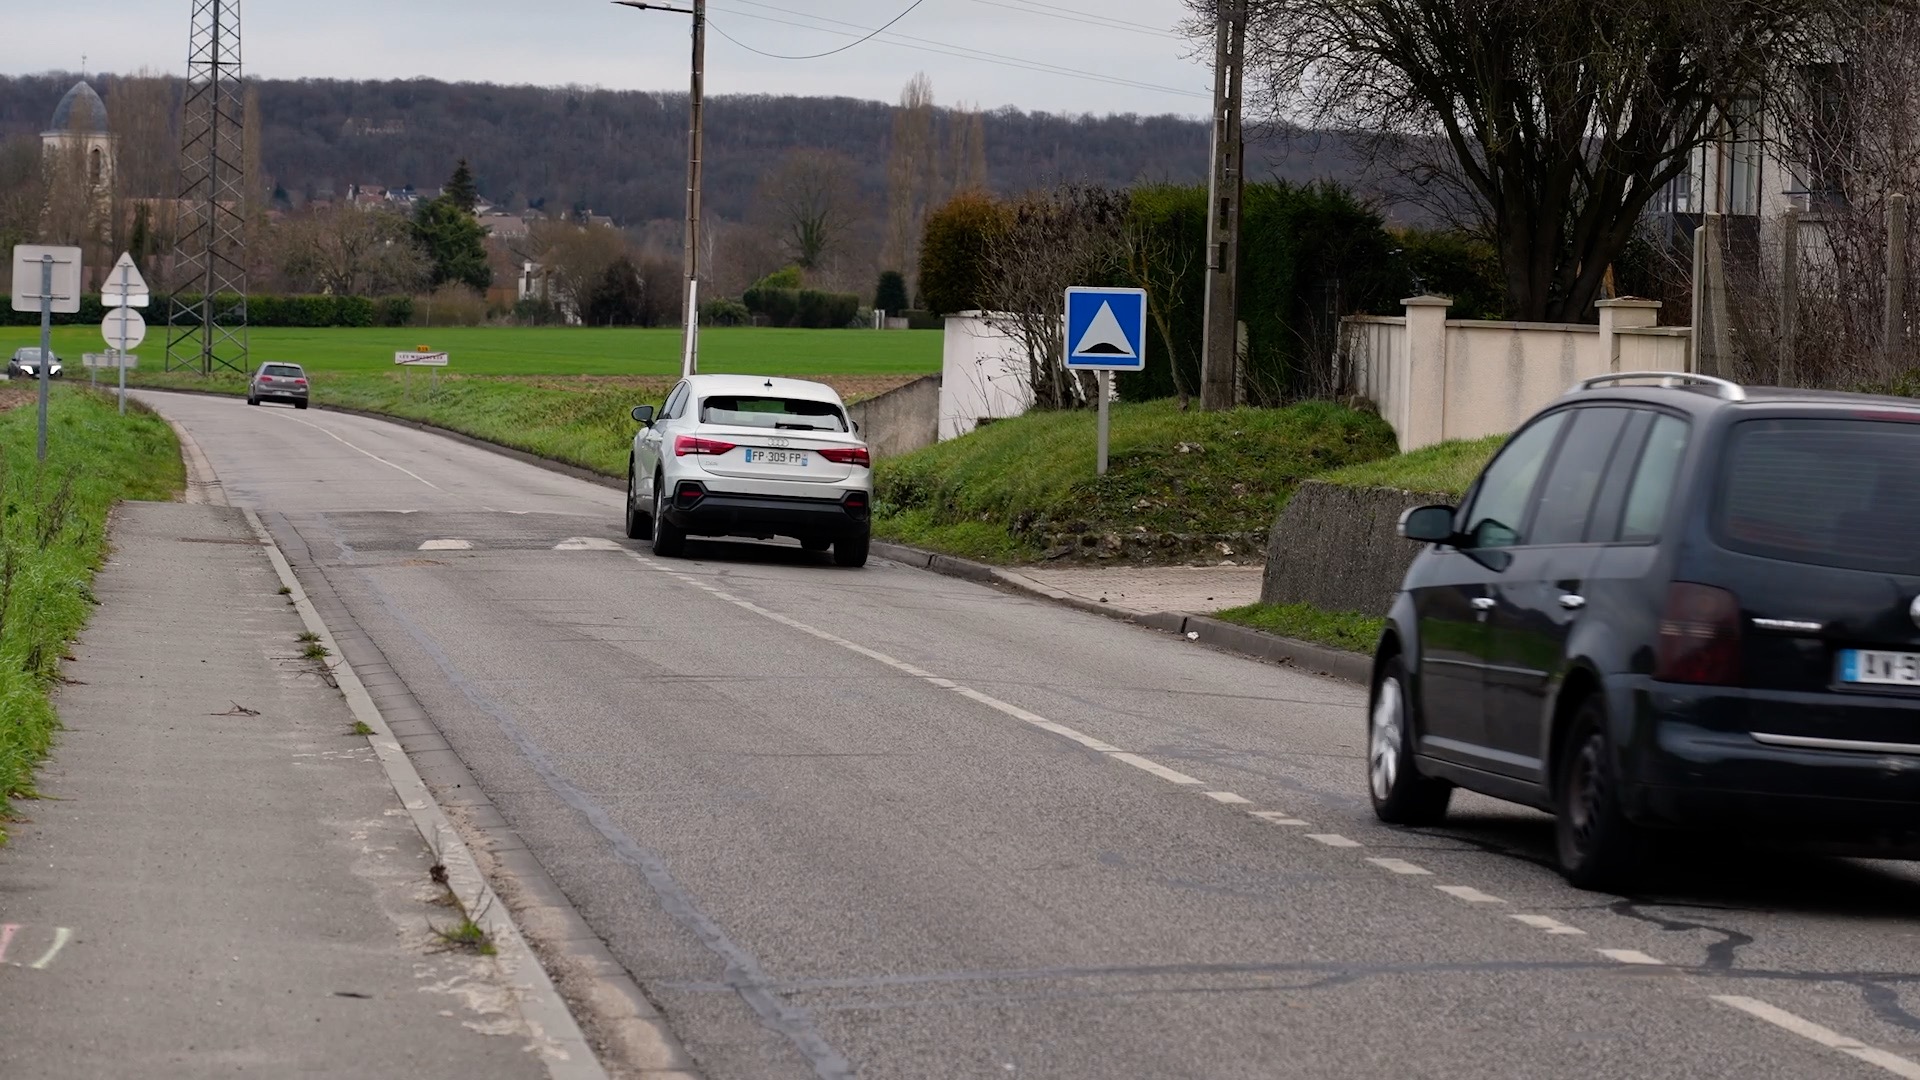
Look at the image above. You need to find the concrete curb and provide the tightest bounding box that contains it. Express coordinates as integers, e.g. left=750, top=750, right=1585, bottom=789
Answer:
left=870, top=540, right=1371, bottom=684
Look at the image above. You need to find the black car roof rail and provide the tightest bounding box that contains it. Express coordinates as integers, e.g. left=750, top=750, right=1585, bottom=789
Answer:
left=1571, top=371, right=1747, bottom=401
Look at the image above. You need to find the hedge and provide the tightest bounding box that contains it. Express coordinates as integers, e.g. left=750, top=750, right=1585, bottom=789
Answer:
left=740, top=286, right=861, bottom=329
left=0, top=294, right=415, bottom=328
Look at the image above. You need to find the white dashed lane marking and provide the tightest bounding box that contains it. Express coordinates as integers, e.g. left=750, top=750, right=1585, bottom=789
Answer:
left=1435, top=885, right=1506, bottom=904
left=1203, top=791, right=1251, bottom=805
left=1110, top=754, right=1204, bottom=785
left=1511, top=914, right=1586, bottom=936
left=1598, top=949, right=1666, bottom=966
left=419, top=539, right=472, bottom=551
left=1248, top=811, right=1308, bottom=826
left=1713, top=996, right=1920, bottom=1079
left=1306, top=834, right=1362, bottom=848
left=1365, top=857, right=1432, bottom=875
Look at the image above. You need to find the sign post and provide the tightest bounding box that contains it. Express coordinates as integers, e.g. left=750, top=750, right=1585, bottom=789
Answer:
left=1064, top=286, right=1149, bottom=477
left=12, top=245, right=82, bottom=462
left=100, top=252, right=152, bottom=416
left=394, top=348, right=449, bottom=401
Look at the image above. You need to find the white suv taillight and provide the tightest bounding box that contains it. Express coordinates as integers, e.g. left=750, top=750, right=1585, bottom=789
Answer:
left=675, top=435, right=736, bottom=456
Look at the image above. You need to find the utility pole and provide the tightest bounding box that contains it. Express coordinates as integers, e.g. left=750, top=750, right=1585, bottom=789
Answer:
left=616, top=0, right=704, bottom=376
left=1199, top=0, right=1246, bottom=411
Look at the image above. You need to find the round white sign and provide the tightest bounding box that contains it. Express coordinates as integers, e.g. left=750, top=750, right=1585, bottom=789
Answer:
left=101, top=308, right=146, bottom=351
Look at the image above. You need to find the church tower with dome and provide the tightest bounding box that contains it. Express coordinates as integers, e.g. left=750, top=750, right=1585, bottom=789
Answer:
left=41, top=79, right=116, bottom=195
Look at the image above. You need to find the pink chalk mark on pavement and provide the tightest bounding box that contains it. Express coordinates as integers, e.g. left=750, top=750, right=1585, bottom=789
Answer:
left=0, top=924, right=17, bottom=964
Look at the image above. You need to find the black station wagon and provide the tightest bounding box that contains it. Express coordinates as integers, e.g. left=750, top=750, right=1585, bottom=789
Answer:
left=1368, top=372, right=1920, bottom=888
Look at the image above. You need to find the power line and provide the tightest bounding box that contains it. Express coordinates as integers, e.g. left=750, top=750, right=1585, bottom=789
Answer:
left=705, top=0, right=929, bottom=60
left=709, top=2, right=1209, bottom=100
left=967, top=0, right=1180, bottom=38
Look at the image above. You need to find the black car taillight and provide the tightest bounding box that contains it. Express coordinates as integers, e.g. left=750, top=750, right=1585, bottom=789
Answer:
left=1654, top=583, right=1743, bottom=686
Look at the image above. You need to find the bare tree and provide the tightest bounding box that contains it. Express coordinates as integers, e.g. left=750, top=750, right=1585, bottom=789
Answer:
left=531, top=217, right=629, bottom=321
left=978, top=185, right=1128, bottom=409
left=760, top=149, right=857, bottom=271
left=279, top=204, right=429, bottom=296
left=0, top=138, right=46, bottom=271
left=1197, top=0, right=1881, bottom=322
left=946, top=102, right=988, bottom=194
left=883, top=75, right=937, bottom=281
left=1123, top=215, right=1198, bottom=406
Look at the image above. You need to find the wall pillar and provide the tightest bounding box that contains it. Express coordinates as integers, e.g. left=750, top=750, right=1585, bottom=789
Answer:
left=1595, top=298, right=1662, bottom=373
left=1399, top=295, right=1453, bottom=451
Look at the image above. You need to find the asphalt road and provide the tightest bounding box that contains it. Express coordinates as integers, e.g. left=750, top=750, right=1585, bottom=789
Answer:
left=147, top=391, right=1920, bottom=1080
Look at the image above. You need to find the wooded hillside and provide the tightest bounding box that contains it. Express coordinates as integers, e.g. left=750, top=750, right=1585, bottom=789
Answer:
left=0, top=72, right=1364, bottom=226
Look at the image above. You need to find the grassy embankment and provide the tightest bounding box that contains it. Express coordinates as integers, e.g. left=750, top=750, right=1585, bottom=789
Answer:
left=874, top=400, right=1401, bottom=562
left=0, top=387, right=183, bottom=837
left=1213, top=434, right=1506, bottom=652
left=0, top=326, right=941, bottom=480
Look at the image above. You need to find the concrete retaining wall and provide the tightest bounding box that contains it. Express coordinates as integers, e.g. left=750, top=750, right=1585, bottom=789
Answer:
left=1261, top=481, right=1451, bottom=615
left=847, top=374, right=940, bottom=459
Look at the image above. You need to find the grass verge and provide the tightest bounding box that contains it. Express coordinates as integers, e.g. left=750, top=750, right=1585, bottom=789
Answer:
left=1314, top=434, right=1506, bottom=499
left=875, top=400, right=1398, bottom=563
left=1212, top=602, right=1386, bottom=655
left=0, top=386, right=184, bottom=837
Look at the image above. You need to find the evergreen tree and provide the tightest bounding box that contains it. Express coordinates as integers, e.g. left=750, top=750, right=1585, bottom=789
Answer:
left=412, top=195, right=491, bottom=291
left=874, top=270, right=909, bottom=315
left=443, top=159, right=480, bottom=214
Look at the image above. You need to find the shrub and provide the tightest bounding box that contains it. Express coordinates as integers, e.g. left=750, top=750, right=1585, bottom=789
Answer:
left=918, top=192, right=1008, bottom=315
left=412, top=283, right=490, bottom=327
left=701, top=297, right=751, bottom=326
left=753, top=265, right=804, bottom=290
left=874, top=270, right=909, bottom=314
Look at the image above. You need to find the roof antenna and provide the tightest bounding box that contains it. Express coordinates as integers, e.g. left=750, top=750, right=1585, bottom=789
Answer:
left=764, top=378, right=774, bottom=388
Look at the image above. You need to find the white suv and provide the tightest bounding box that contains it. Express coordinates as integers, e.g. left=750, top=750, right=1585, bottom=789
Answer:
left=627, top=375, right=874, bottom=566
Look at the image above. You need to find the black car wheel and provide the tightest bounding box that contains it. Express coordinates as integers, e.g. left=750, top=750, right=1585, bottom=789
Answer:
left=625, top=463, right=652, bottom=540
left=832, top=529, right=869, bottom=568
left=247, top=395, right=259, bottom=406
left=651, top=479, right=687, bottom=557
left=1555, top=695, right=1640, bottom=890
left=1368, top=656, right=1452, bottom=825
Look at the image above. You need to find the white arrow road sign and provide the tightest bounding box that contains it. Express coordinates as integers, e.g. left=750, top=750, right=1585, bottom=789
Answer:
left=100, top=253, right=151, bottom=308
left=103, top=308, right=147, bottom=352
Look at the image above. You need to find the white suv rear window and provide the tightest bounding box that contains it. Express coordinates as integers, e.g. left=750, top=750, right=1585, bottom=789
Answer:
left=700, top=395, right=846, bottom=432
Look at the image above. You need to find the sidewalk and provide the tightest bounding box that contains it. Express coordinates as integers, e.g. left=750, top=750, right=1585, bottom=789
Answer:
left=0, top=502, right=558, bottom=1079
left=1004, top=564, right=1264, bottom=620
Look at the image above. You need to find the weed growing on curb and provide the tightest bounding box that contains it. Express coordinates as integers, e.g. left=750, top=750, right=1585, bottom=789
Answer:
left=277, top=585, right=291, bottom=596
left=431, top=916, right=496, bottom=956
left=296, top=631, right=321, bottom=644
left=350, top=720, right=374, bottom=736
left=301, top=642, right=331, bottom=662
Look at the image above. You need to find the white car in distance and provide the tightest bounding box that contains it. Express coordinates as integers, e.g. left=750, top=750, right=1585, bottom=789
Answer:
left=628, top=375, right=874, bottom=566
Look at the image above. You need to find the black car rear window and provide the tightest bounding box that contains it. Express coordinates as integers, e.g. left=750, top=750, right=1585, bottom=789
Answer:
left=1716, top=417, right=1920, bottom=574
left=700, top=395, right=846, bottom=432
left=263, top=365, right=303, bottom=378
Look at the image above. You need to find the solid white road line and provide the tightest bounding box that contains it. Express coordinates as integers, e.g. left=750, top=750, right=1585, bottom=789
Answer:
left=1306, top=834, right=1362, bottom=848
left=1204, top=791, right=1251, bottom=804
left=1713, top=996, right=1920, bottom=1079
left=1597, top=949, right=1666, bottom=966
left=420, top=539, right=473, bottom=551
left=1511, top=914, right=1586, bottom=936
left=284, top=414, right=445, bottom=491
left=1435, top=885, right=1506, bottom=904
left=1365, top=857, right=1432, bottom=875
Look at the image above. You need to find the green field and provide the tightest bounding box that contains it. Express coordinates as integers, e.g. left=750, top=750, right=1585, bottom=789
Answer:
left=0, top=325, right=943, bottom=379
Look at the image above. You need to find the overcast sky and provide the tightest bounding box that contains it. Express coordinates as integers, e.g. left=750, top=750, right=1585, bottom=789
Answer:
left=3, top=0, right=1211, bottom=117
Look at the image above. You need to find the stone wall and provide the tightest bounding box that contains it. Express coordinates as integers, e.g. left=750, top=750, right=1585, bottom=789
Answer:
left=847, top=374, right=941, bottom=459
left=1261, top=481, right=1451, bottom=615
